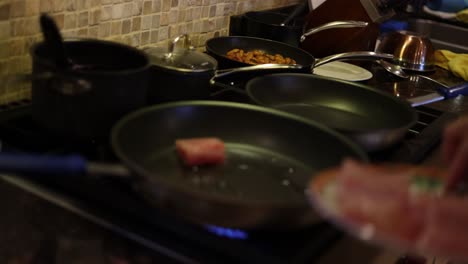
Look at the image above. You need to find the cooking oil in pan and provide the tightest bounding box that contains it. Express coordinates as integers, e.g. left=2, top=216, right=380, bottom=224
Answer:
left=142, top=143, right=312, bottom=203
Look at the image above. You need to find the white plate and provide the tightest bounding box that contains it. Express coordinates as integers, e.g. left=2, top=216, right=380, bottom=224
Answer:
left=313, top=61, right=373, bottom=81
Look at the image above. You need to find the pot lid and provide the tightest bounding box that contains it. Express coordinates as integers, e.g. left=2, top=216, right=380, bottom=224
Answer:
left=145, top=46, right=217, bottom=72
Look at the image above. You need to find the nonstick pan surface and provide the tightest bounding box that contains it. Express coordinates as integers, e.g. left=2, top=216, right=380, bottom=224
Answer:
left=0, top=101, right=366, bottom=230
left=245, top=74, right=418, bottom=152
left=111, top=101, right=367, bottom=229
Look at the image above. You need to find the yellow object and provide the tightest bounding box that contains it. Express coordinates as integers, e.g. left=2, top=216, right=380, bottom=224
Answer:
left=434, top=50, right=468, bottom=81
left=456, top=8, right=468, bottom=23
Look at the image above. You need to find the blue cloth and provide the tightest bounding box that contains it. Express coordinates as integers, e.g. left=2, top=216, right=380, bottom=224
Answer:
left=379, top=20, right=408, bottom=33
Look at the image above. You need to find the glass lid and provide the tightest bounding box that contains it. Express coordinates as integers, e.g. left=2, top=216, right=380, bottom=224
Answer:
left=144, top=34, right=217, bottom=72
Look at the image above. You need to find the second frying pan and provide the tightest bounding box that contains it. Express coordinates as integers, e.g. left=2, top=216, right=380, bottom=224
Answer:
left=245, top=73, right=418, bottom=152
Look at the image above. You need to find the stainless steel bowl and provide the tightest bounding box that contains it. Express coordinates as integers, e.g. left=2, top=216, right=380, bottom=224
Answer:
left=376, top=30, right=435, bottom=72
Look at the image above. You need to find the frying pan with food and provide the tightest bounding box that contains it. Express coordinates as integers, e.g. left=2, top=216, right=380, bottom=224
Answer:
left=205, top=36, right=394, bottom=71
left=0, top=101, right=367, bottom=230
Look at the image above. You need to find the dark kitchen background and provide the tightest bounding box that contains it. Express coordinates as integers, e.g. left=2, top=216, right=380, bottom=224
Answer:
left=0, top=0, right=302, bottom=105
left=0, top=0, right=468, bottom=263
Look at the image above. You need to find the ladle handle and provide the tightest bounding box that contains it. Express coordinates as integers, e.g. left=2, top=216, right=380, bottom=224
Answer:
left=39, top=13, right=71, bottom=69
left=210, top=64, right=304, bottom=85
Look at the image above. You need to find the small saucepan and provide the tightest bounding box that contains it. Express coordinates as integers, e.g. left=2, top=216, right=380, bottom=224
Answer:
left=31, top=38, right=150, bottom=144
left=375, top=30, right=436, bottom=72
left=24, top=14, right=151, bottom=144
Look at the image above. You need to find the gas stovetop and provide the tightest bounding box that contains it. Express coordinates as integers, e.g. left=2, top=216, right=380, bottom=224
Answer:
left=0, top=98, right=342, bottom=264
left=0, top=93, right=458, bottom=264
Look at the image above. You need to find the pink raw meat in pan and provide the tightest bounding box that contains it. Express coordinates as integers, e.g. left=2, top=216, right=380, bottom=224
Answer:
left=175, top=137, right=225, bottom=166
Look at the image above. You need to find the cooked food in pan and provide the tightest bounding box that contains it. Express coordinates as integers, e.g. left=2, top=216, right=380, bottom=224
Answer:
left=226, top=49, right=297, bottom=65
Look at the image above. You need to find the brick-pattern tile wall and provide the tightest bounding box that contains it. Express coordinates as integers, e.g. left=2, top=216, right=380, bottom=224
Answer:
left=0, top=0, right=300, bottom=105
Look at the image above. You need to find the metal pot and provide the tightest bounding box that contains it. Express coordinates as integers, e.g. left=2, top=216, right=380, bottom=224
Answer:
left=144, top=34, right=219, bottom=103
left=31, top=38, right=151, bottom=144
left=375, top=30, right=436, bottom=72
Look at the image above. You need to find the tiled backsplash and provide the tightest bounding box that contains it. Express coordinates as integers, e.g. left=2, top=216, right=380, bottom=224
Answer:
left=0, top=0, right=300, bottom=105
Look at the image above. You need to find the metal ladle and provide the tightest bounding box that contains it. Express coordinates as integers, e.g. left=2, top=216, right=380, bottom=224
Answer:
left=38, top=13, right=92, bottom=94
left=39, top=13, right=114, bottom=72
left=376, top=59, right=409, bottom=78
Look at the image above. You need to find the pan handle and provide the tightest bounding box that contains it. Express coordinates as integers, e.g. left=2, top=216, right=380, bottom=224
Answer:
left=210, top=64, right=304, bottom=85
left=0, top=153, right=87, bottom=175
left=280, top=0, right=308, bottom=26
left=0, top=153, right=130, bottom=178
left=313, top=51, right=394, bottom=68
left=300, top=20, right=369, bottom=42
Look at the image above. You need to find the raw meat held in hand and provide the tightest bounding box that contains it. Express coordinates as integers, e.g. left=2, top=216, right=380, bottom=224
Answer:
left=313, top=158, right=468, bottom=260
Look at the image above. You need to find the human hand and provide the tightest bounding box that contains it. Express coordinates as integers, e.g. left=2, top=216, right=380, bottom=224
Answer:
left=442, top=115, right=468, bottom=191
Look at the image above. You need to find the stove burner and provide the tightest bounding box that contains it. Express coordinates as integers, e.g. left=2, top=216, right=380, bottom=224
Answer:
left=205, top=225, right=249, bottom=240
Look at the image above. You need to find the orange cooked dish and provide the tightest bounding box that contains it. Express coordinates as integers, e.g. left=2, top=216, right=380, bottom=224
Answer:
left=226, top=49, right=297, bottom=65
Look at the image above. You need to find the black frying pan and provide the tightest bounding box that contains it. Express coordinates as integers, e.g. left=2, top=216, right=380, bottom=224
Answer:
left=0, top=101, right=367, bottom=230
left=205, top=36, right=394, bottom=77
left=205, top=36, right=315, bottom=70
left=244, top=74, right=418, bottom=152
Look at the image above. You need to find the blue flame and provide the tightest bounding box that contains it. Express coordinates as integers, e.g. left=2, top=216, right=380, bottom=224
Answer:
left=205, top=225, right=249, bottom=240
